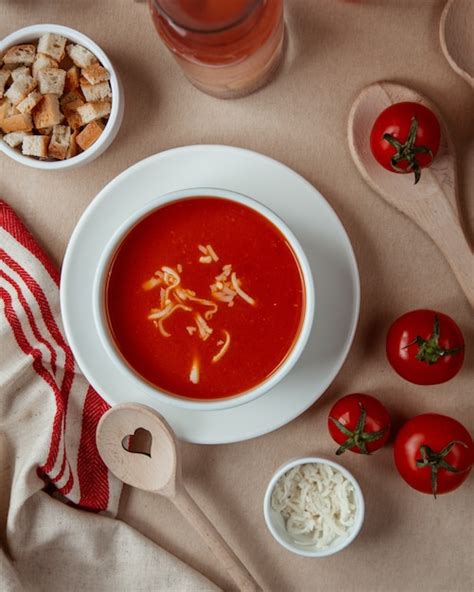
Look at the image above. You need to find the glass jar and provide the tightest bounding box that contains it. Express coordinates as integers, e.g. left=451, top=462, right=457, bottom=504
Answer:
left=149, top=0, right=285, bottom=98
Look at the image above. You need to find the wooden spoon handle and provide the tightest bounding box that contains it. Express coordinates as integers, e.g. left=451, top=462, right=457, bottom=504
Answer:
left=173, top=486, right=262, bottom=592
left=434, top=226, right=474, bottom=310
left=413, top=199, right=474, bottom=309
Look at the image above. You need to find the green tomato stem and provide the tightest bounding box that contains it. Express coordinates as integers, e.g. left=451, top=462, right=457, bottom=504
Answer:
left=383, top=116, right=433, bottom=184
left=330, top=402, right=387, bottom=456
left=403, top=315, right=463, bottom=365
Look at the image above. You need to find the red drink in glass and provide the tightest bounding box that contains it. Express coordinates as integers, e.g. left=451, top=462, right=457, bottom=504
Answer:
left=149, top=0, right=285, bottom=98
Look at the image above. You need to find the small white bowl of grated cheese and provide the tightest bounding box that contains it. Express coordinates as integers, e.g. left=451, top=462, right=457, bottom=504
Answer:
left=263, top=457, right=365, bottom=557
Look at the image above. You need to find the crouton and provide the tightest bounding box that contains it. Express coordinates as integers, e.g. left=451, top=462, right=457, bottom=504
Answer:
left=76, top=119, right=104, bottom=151
left=37, top=34, right=67, bottom=62
left=32, top=53, right=59, bottom=79
left=37, top=126, right=53, bottom=136
left=22, top=134, right=50, bottom=158
left=5, top=73, right=37, bottom=105
left=66, top=44, right=97, bottom=68
left=1, top=113, right=33, bottom=133
left=0, top=99, right=9, bottom=121
left=16, top=89, right=43, bottom=114
left=62, top=97, right=84, bottom=115
left=76, top=100, right=111, bottom=124
left=3, top=35, right=110, bottom=161
left=48, top=124, right=71, bottom=159
left=64, top=66, right=80, bottom=93
left=37, top=67, right=66, bottom=95
left=0, top=70, right=10, bottom=98
left=3, top=45, right=36, bottom=66
left=66, top=129, right=79, bottom=158
left=81, top=63, right=109, bottom=85
left=33, top=94, right=62, bottom=128
left=60, top=89, right=84, bottom=108
left=11, top=66, right=30, bottom=81
left=80, top=79, right=111, bottom=102
left=2, top=130, right=31, bottom=148
left=0, top=99, right=18, bottom=121
left=65, top=110, right=83, bottom=130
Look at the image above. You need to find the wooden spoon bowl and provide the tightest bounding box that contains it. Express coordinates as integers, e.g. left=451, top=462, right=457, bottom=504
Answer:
left=348, top=81, right=474, bottom=308
left=440, top=0, right=474, bottom=87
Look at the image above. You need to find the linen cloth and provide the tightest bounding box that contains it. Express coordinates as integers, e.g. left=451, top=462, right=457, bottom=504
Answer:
left=0, top=200, right=219, bottom=591
left=1, top=1, right=474, bottom=591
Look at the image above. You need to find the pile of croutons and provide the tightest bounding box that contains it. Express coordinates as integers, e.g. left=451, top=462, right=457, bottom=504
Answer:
left=0, top=33, right=112, bottom=160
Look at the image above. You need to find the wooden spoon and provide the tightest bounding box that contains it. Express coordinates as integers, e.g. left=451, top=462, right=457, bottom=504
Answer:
left=440, top=0, right=474, bottom=87
left=96, top=403, right=262, bottom=592
left=348, top=81, right=474, bottom=309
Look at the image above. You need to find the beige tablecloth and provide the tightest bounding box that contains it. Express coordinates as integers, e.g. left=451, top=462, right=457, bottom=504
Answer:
left=1, top=1, right=473, bottom=591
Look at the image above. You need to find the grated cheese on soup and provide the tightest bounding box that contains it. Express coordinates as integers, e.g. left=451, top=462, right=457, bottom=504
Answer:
left=271, top=463, right=357, bottom=550
left=141, top=252, right=256, bottom=384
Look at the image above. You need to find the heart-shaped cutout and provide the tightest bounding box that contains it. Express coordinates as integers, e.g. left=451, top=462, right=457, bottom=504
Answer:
left=122, top=427, right=152, bottom=458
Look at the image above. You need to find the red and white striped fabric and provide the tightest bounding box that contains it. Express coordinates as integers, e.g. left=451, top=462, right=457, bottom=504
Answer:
left=0, top=200, right=219, bottom=591
left=0, top=199, right=120, bottom=513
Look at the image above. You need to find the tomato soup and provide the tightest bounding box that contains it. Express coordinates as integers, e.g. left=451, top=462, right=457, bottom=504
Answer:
left=105, top=197, right=305, bottom=400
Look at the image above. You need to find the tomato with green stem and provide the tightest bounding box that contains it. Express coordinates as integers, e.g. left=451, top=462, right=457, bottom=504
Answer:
left=370, top=102, right=441, bottom=184
left=394, top=414, right=473, bottom=498
left=386, top=309, right=464, bottom=385
left=328, top=393, right=391, bottom=455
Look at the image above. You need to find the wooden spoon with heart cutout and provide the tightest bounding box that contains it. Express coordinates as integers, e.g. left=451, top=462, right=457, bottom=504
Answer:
left=348, top=81, right=474, bottom=309
left=96, top=403, right=262, bottom=592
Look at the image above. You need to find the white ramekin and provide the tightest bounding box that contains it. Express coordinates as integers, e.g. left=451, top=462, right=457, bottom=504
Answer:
left=263, top=456, right=365, bottom=557
left=0, top=24, right=124, bottom=169
left=92, top=187, right=315, bottom=411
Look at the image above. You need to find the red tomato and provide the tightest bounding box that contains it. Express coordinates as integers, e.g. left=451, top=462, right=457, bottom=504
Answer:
left=328, top=393, right=391, bottom=455
left=386, top=309, right=464, bottom=385
left=394, top=414, right=473, bottom=497
left=370, top=102, right=441, bottom=184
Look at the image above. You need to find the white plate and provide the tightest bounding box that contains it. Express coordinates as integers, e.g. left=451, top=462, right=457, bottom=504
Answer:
left=61, top=145, right=360, bottom=444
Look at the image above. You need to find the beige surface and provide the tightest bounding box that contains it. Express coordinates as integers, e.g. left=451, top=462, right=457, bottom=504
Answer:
left=1, top=1, right=473, bottom=591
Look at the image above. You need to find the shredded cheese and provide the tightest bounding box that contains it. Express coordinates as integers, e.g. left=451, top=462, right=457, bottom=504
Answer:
left=194, top=313, right=213, bottom=341
left=209, top=264, right=255, bottom=307
left=206, top=244, right=219, bottom=262
left=157, top=319, right=171, bottom=338
left=231, top=272, right=255, bottom=306
left=162, top=266, right=180, bottom=285
left=212, top=330, right=230, bottom=363
left=189, top=359, right=199, bottom=384
left=271, top=463, right=357, bottom=550
left=142, top=276, right=161, bottom=291
left=198, top=244, right=219, bottom=263
left=148, top=303, right=173, bottom=320
left=143, top=251, right=256, bottom=375
left=143, top=265, right=216, bottom=340
left=148, top=303, right=191, bottom=321
left=175, top=288, right=218, bottom=320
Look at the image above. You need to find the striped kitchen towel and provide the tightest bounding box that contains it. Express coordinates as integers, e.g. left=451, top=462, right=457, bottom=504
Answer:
left=0, top=199, right=220, bottom=592
left=0, top=199, right=120, bottom=513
